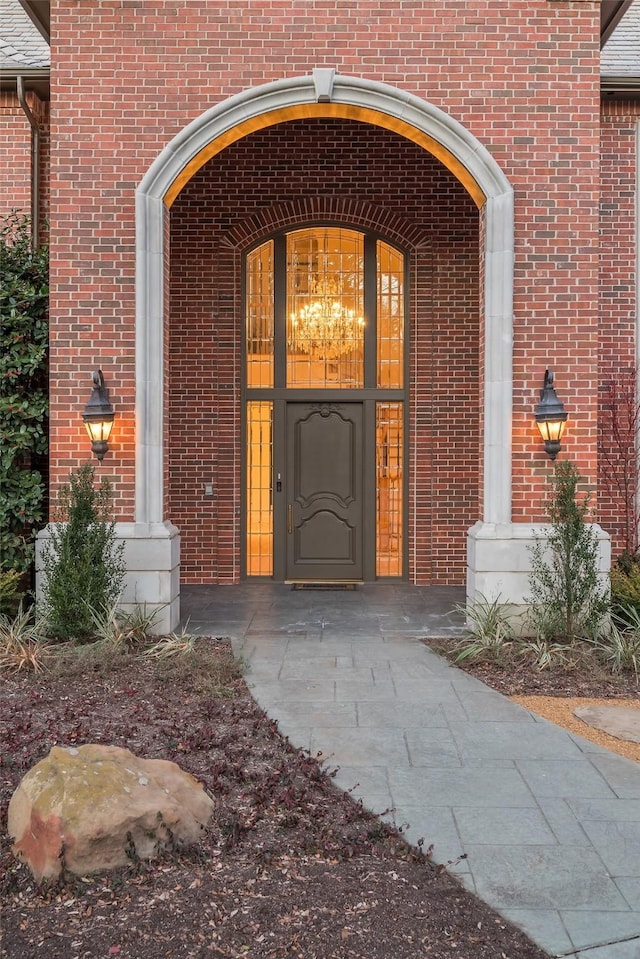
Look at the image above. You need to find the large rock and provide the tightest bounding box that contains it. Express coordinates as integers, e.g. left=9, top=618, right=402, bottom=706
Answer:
left=8, top=744, right=215, bottom=880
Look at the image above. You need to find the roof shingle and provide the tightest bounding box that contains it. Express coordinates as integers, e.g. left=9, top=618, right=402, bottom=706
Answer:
left=0, top=0, right=49, bottom=71
left=601, top=0, right=640, bottom=76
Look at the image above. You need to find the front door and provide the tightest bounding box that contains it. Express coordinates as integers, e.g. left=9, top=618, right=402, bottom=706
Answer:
left=286, top=402, right=363, bottom=581
left=244, top=225, right=406, bottom=581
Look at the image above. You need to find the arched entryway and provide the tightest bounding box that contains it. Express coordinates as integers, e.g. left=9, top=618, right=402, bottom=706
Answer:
left=130, top=72, right=514, bottom=621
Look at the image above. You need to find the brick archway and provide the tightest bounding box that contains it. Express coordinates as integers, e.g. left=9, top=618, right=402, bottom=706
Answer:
left=137, top=71, right=513, bottom=528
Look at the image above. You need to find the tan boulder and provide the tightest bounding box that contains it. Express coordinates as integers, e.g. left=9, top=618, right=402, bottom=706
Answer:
left=8, top=744, right=215, bottom=880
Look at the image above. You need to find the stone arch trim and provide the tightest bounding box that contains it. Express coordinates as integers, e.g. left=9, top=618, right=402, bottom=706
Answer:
left=163, top=102, right=488, bottom=209
left=221, top=198, right=431, bottom=251
left=136, top=73, right=513, bottom=527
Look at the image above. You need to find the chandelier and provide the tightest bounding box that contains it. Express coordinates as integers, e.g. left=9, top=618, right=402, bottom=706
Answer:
left=288, top=277, right=365, bottom=361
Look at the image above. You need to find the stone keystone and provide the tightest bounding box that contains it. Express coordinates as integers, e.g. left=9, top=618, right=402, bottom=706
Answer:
left=8, top=744, right=215, bottom=880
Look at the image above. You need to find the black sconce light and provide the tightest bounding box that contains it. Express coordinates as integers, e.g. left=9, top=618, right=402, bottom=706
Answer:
left=82, top=370, right=115, bottom=462
left=534, top=369, right=568, bottom=461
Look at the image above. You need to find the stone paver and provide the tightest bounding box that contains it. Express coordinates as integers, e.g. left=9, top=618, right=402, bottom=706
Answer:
left=182, top=583, right=640, bottom=959
left=574, top=705, right=640, bottom=744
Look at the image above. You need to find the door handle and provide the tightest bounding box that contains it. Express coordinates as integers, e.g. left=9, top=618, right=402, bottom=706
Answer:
left=287, top=504, right=293, bottom=535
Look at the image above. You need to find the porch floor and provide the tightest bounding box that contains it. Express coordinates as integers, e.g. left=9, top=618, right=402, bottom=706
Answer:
left=181, top=583, right=640, bottom=959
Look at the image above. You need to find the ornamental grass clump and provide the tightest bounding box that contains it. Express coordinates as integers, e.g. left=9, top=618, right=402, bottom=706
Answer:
left=0, top=604, right=51, bottom=674
left=40, top=463, right=125, bottom=642
left=452, top=594, right=515, bottom=665
left=89, top=600, right=160, bottom=651
left=589, top=607, right=640, bottom=680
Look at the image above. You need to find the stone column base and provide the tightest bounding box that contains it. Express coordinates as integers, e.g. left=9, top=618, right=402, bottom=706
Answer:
left=466, top=520, right=611, bottom=621
left=36, top=521, right=181, bottom=635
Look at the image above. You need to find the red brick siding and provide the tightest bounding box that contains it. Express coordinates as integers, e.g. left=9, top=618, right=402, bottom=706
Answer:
left=598, top=101, right=639, bottom=556
left=0, top=92, right=49, bottom=237
left=38, top=0, right=602, bottom=574
left=0, top=93, right=31, bottom=219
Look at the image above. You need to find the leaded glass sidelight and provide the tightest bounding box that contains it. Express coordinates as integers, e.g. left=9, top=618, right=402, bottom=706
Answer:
left=246, top=401, right=273, bottom=576
left=376, top=401, right=403, bottom=576
left=287, top=228, right=365, bottom=388
left=377, top=240, right=404, bottom=389
left=246, top=241, right=274, bottom=389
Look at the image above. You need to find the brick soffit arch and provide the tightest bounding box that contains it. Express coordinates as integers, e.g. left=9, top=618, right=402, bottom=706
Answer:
left=221, top=200, right=431, bottom=252
left=135, top=72, right=514, bottom=528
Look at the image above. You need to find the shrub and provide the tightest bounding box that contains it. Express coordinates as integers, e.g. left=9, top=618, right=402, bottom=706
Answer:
left=0, top=571, right=23, bottom=617
left=526, top=461, right=608, bottom=644
left=0, top=212, right=48, bottom=577
left=40, top=463, right=126, bottom=641
left=610, top=553, right=640, bottom=617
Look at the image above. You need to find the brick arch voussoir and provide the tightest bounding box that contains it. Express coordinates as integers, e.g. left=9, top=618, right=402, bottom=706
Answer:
left=222, top=198, right=429, bottom=251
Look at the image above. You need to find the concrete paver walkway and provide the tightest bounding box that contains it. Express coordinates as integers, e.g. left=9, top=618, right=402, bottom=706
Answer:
left=181, top=584, right=640, bottom=959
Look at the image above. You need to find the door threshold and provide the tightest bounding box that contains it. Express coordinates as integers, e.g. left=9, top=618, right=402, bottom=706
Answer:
left=287, top=580, right=363, bottom=590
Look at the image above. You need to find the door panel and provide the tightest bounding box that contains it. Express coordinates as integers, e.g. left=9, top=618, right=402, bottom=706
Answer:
left=286, top=402, right=363, bottom=580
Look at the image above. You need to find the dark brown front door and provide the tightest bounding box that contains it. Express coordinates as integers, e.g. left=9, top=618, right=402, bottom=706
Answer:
left=286, top=402, right=363, bottom=581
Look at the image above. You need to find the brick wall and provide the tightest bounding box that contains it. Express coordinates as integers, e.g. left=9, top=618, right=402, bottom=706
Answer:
left=0, top=91, right=48, bottom=235
left=35, top=0, right=605, bottom=579
left=598, top=101, right=639, bottom=558
left=0, top=93, right=31, bottom=219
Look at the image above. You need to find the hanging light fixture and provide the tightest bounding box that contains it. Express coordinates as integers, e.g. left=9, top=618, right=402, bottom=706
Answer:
left=534, top=368, right=568, bottom=461
left=288, top=275, right=365, bottom=361
left=82, top=370, right=115, bottom=462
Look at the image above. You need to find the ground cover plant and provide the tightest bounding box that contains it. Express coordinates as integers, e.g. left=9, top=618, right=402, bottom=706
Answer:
left=432, top=632, right=639, bottom=699
left=0, top=637, right=552, bottom=959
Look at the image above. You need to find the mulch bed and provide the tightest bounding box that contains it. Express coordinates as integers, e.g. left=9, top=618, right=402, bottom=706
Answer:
left=1, top=636, right=620, bottom=959
left=428, top=636, right=640, bottom=699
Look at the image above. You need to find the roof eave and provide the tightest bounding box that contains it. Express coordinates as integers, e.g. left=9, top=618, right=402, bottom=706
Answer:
left=18, top=0, right=50, bottom=43
left=601, top=75, right=640, bottom=98
left=601, top=0, right=635, bottom=47
left=0, top=67, right=50, bottom=100
left=0, top=66, right=49, bottom=78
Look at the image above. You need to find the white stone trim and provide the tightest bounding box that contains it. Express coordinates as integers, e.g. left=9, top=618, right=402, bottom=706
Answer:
left=313, top=68, right=336, bottom=102
left=36, top=522, right=180, bottom=634
left=466, top=520, right=611, bottom=613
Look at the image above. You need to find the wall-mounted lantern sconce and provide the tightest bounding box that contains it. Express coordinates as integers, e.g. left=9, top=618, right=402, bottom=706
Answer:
left=82, top=370, right=115, bottom=462
left=534, top=368, right=568, bottom=461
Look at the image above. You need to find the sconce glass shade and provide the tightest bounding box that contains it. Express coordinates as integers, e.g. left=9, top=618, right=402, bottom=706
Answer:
left=82, top=370, right=115, bottom=462
left=534, top=369, right=567, bottom=461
